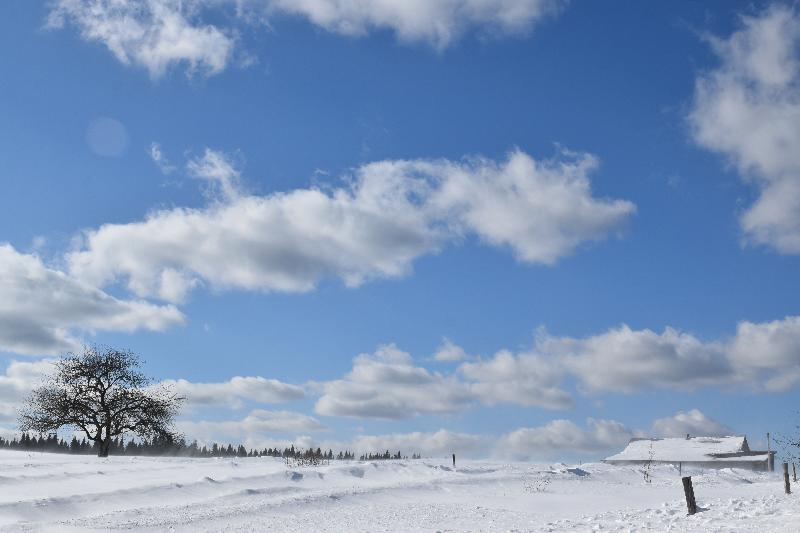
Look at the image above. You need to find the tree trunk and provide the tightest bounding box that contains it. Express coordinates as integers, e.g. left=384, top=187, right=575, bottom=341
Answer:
left=97, top=438, right=111, bottom=457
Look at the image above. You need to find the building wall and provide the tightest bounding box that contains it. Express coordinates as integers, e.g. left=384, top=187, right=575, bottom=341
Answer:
left=604, top=459, right=770, bottom=471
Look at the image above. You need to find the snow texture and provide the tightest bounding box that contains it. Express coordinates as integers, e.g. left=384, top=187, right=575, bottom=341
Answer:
left=0, top=450, right=797, bottom=531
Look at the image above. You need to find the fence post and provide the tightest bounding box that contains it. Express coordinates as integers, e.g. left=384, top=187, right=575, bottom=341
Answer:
left=794, top=463, right=797, bottom=483
left=682, top=476, right=697, bottom=515
left=784, top=463, right=791, bottom=495
left=452, top=453, right=456, bottom=468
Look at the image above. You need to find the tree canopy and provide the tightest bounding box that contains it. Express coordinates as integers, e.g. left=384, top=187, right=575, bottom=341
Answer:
left=18, top=346, right=184, bottom=457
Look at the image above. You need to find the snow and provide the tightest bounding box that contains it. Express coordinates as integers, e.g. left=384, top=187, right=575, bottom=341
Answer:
left=0, top=450, right=798, bottom=531
left=605, top=436, right=768, bottom=463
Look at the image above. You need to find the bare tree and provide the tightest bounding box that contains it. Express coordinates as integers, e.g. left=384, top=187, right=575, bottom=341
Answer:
left=18, top=346, right=184, bottom=457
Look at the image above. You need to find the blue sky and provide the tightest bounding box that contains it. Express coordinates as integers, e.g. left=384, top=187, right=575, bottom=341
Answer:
left=1, top=0, right=799, bottom=460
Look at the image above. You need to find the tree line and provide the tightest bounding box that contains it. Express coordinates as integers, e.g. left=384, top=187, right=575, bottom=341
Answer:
left=359, top=451, right=422, bottom=460
left=0, top=433, right=425, bottom=461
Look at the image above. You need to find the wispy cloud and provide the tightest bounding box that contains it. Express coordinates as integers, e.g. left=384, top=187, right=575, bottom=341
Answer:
left=149, top=142, right=176, bottom=174
left=186, top=148, right=242, bottom=201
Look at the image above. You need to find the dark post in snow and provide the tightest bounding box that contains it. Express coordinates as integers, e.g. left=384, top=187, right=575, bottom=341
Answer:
left=784, top=463, right=791, bottom=495
left=793, top=463, right=797, bottom=483
left=682, top=476, right=697, bottom=515
left=768, top=433, right=774, bottom=471
left=452, top=453, right=456, bottom=468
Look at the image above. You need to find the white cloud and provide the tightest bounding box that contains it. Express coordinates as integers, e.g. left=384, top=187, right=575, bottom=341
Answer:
left=0, top=244, right=184, bottom=356
left=177, top=409, right=732, bottom=460
left=315, top=344, right=475, bottom=419
left=349, top=429, right=488, bottom=457
left=263, top=0, right=565, bottom=50
left=542, top=317, right=800, bottom=394
left=314, top=314, right=800, bottom=420
left=186, top=148, right=242, bottom=200
left=47, top=0, right=235, bottom=78
left=0, top=359, right=55, bottom=422
left=728, top=316, right=800, bottom=392
left=496, top=418, right=634, bottom=461
left=432, top=337, right=468, bottom=362
left=459, top=348, right=572, bottom=409
left=179, top=409, right=326, bottom=442
left=162, top=375, right=305, bottom=408
left=149, top=316, right=800, bottom=426
left=67, top=148, right=634, bottom=304
left=149, top=142, right=176, bottom=174
left=551, top=325, right=733, bottom=393
left=315, top=342, right=573, bottom=419
left=47, top=0, right=564, bottom=77
left=690, top=6, right=800, bottom=253
left=651, top=409, right=732, bottom=438
left=421, top=149, right=635, bottom=264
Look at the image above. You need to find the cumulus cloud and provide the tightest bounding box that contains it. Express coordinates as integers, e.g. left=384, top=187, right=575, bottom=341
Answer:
left=315, top=344, right=475, bottom=419
left=315, top=314, right=800, bottom=419
left=316, top=343, right=574, bottom=419
left=432, top=338, right=469, bottom=362
left=67, top=148, right=634, bottom=304
left=0, top=244, right=184, bottom=356
left=162, top=375, right=305, bottom=409
left=175, top=409, right=732, bottom=460
left=422, top=149, right=634, bottom=264
left=651, top=409, right=732, bottom=438
left=47, top=0, right=564, bottom=76
left=496, top=418, right=635, bottom=461
left=459, top=348, right=572, bottom=409
left=729, top=316, right=800, bottom=392
left=541, top=317, right=800, bottom=394
left=0, top=359, right=55, bottom=422
left=690, top=6, right=800, bottom=253
left=263, top=0, right=565, bottom=50
left=550, top=325, right=733, bottom=393
left=47, top=0, right=234, bottom=78
left=349, top=429, right=488, bottom=457
left=178, top=409, right=326, bottom=442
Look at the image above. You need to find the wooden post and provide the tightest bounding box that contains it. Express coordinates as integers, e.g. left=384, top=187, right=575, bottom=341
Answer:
left=452, top=453, right=456, bottom=468
left=794, top=463, right=797, bottom=483
left=784, top=463, right=791, bottom=495
left=768, top=433, right=772, bottom=471
left=682, top=476, right=697, bottom=515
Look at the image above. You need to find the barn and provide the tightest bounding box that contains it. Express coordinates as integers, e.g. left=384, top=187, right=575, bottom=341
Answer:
left=604, top=435, right=775, bottom=471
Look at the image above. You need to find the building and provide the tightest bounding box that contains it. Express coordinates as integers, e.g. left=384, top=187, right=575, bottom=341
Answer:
left=604, top=435, right=775, bottom=471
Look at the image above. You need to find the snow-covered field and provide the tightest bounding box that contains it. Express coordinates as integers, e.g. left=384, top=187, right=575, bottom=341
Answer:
left=0, top=450, right=798, bottom=532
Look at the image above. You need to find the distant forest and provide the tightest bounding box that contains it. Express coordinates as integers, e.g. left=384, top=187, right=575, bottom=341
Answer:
left=0, top=433, right=422, bottom=461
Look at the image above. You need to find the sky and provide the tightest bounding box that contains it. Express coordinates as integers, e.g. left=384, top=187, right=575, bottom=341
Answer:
left=1, top=0, right=800, bottom=461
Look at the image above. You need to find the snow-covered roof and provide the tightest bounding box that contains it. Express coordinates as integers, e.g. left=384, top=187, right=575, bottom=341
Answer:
left=605, top=436, right=767, bottom=463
